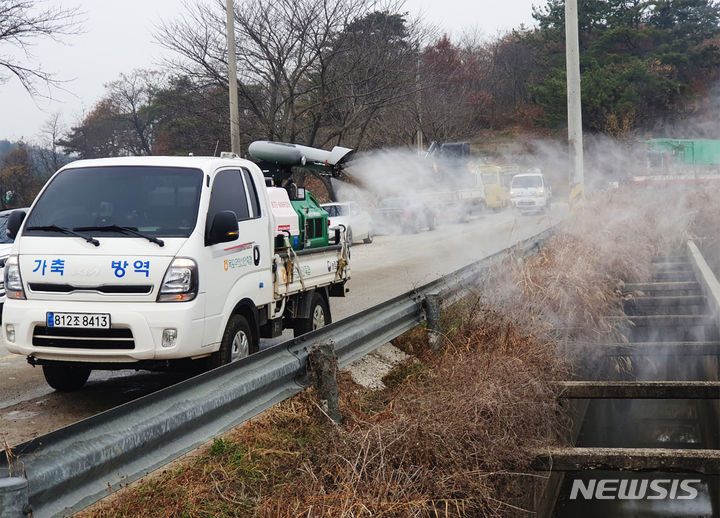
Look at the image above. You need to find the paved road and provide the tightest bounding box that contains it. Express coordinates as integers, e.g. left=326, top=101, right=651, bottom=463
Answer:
left=0, top=205, right=566, bottom=446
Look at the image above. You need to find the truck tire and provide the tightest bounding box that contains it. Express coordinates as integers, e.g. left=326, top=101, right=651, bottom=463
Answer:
left=363, top=230, right=373, bottom=244
left=346, top=227, right=353, bottom=245
left=42, top=364, right=91, bottom=391
left=406, top=216, right=420, bottom=234
left=293, top=292, right=331, bottom=336
left=428, top=213, right=437, bottom=231
left=208, top=314, right=258, bottom=369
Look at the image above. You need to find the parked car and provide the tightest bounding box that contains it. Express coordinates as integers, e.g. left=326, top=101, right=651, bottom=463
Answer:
left=0, top=208, right=28, bottom=320
left=510, top=172, right=552, bottom=214
left=321, top=201, right=373, bottom=244
left=373, top=198, right=436, bottom=234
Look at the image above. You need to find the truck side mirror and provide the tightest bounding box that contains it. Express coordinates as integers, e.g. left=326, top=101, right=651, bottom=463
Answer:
left=206, top=210, right=239, bottom=246
left=6, top=210, right=26, bottom=240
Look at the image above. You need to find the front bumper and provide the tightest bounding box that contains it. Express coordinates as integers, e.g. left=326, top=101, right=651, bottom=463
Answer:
left=3, top=295, right=209, bottom=363
left=511, top=196, right=549, bottom=210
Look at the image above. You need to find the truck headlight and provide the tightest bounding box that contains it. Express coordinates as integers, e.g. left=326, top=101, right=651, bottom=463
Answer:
left=158, top=258, right=198, bottom=302
left=5, top=255, right=25, bottom=300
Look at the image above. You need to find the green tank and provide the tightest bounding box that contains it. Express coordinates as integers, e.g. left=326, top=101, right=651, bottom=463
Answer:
left=290, top=190, right=330, bottom=250
left=647, top=139, right=720, bottom=171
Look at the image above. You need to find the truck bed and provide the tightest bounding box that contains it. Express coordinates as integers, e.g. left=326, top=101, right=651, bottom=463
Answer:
left=273, top=244, right=350, bottom=297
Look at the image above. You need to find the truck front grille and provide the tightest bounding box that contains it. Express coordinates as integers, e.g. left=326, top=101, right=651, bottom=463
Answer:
left=28, top=283, right=153, bottom=295
left=32, top=326, right=135, bottom=349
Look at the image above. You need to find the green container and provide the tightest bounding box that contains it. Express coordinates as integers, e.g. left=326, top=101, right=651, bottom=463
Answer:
left=290, top=191, right=329, bottom=250
left=647, top=139, right=720, bottom=166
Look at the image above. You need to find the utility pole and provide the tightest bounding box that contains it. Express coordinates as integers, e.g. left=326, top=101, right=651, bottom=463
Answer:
left=226, top=0, right=241, bottom=155
left=565, top=0, right=584, bottom=212
left=416, top=54, right=423, bottom=156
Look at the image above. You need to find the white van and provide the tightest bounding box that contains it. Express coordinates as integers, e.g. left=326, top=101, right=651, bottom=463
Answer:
left=2, top=156, right=350, bottom=390
left=510, top=171, right=552, bottom=214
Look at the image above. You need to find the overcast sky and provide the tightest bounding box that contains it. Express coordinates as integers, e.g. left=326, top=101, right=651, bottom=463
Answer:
left=1, top=0, right=538, bottom=144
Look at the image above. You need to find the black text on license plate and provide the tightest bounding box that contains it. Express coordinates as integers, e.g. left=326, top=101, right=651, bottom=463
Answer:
left=46, top=312, right=111, bottom=329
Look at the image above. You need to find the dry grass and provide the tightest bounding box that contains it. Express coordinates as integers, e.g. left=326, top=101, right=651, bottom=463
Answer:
left=252, top=302, right=567, bottom=518
left=81, top=186, right=720, bottom=518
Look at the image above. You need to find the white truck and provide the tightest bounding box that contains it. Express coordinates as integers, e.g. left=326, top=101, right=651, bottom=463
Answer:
left=2, top=155, right=350, bottom=390
left=509, top=170, right=552, bottom=214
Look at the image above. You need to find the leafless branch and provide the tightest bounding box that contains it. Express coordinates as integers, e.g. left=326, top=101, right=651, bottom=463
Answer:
left=0, top=0, right=83, bottom=95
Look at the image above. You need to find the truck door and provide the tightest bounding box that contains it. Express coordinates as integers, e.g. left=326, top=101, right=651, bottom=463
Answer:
left=202, top=168, right=271, bottom=342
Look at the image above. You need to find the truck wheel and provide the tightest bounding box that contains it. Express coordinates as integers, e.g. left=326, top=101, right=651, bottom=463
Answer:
left=42, top=364, right=91, bottom=391
left=409, top=216, right=421, bottom=233
left=402, top=220, right=417, bottom=234
left=209, top=314, right=258, bottom=369
left=293, top=292, right=331, bottom=336
left=428, top=213, right=437, bottom=231
left=363, top=230, right=373, bottom=244
left=346, top=227, right=353, bottom=245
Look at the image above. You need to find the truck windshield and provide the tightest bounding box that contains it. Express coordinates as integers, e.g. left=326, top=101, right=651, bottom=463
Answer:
left=0, top=213, right=14, bottom=244
left=481, top=172, right=498, bottom=185
left=323, top=205, right=347, bottom=217
left=24, top=166, right=203, bottom=238
left=512, top=176, right=542, bottom=188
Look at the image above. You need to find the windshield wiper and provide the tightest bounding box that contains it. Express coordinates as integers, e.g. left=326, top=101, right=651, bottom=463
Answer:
left=26, top=225, right=100, bottom=247
left=74, top=225, right=165, bottom=247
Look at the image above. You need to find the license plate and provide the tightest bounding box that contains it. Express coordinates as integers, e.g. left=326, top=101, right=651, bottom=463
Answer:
left=46, top=312, right=111, bottom=329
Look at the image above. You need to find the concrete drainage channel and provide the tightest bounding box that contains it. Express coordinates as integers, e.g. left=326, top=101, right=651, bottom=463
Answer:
left=535, top=242, right=720, bottom=517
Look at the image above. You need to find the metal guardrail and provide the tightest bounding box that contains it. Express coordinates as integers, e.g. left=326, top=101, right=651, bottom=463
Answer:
left=0, top=226, right=556, bottom=518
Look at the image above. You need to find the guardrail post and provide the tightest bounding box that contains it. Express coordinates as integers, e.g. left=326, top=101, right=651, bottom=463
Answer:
left=308, top=342, right=341, bottom=424
left=424, top=293, right=442, bottom=352
left=0, top=473, right=29, bottom=518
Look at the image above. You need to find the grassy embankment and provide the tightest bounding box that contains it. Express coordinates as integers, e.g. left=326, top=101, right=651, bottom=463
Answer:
left=82, top=188, right=717, bottom=517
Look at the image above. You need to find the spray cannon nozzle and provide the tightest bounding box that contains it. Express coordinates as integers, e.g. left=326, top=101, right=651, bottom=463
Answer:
left=249, top=141, right=354, bottom=178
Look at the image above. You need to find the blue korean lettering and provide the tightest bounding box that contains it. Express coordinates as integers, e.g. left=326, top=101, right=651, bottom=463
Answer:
left=33, top=259, right=47, bottom=276
left=112, top=260, right=129, bottom=278
left=50, top=259, right=65, bottom=276
left=133, top=260, right=150, bottom=277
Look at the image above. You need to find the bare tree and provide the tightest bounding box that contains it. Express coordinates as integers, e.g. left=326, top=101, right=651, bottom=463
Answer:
left=60, top=70, right=166, bottom=158
left=156, top=0, right=419, bottom=149
left=105, top=70, right=165, bottom=155
left=35, top=112, right=67, bottom=175
left=0, top=1, right=82, bottom=95
left=483, top=31, right=539, bottom=127
left=414, top=35, right=480, bottom=143
left=310, top=9, right=422, bottom=149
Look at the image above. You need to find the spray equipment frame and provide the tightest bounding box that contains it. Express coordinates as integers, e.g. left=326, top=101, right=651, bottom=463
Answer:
left=248, top=140, right=355, bottom=189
